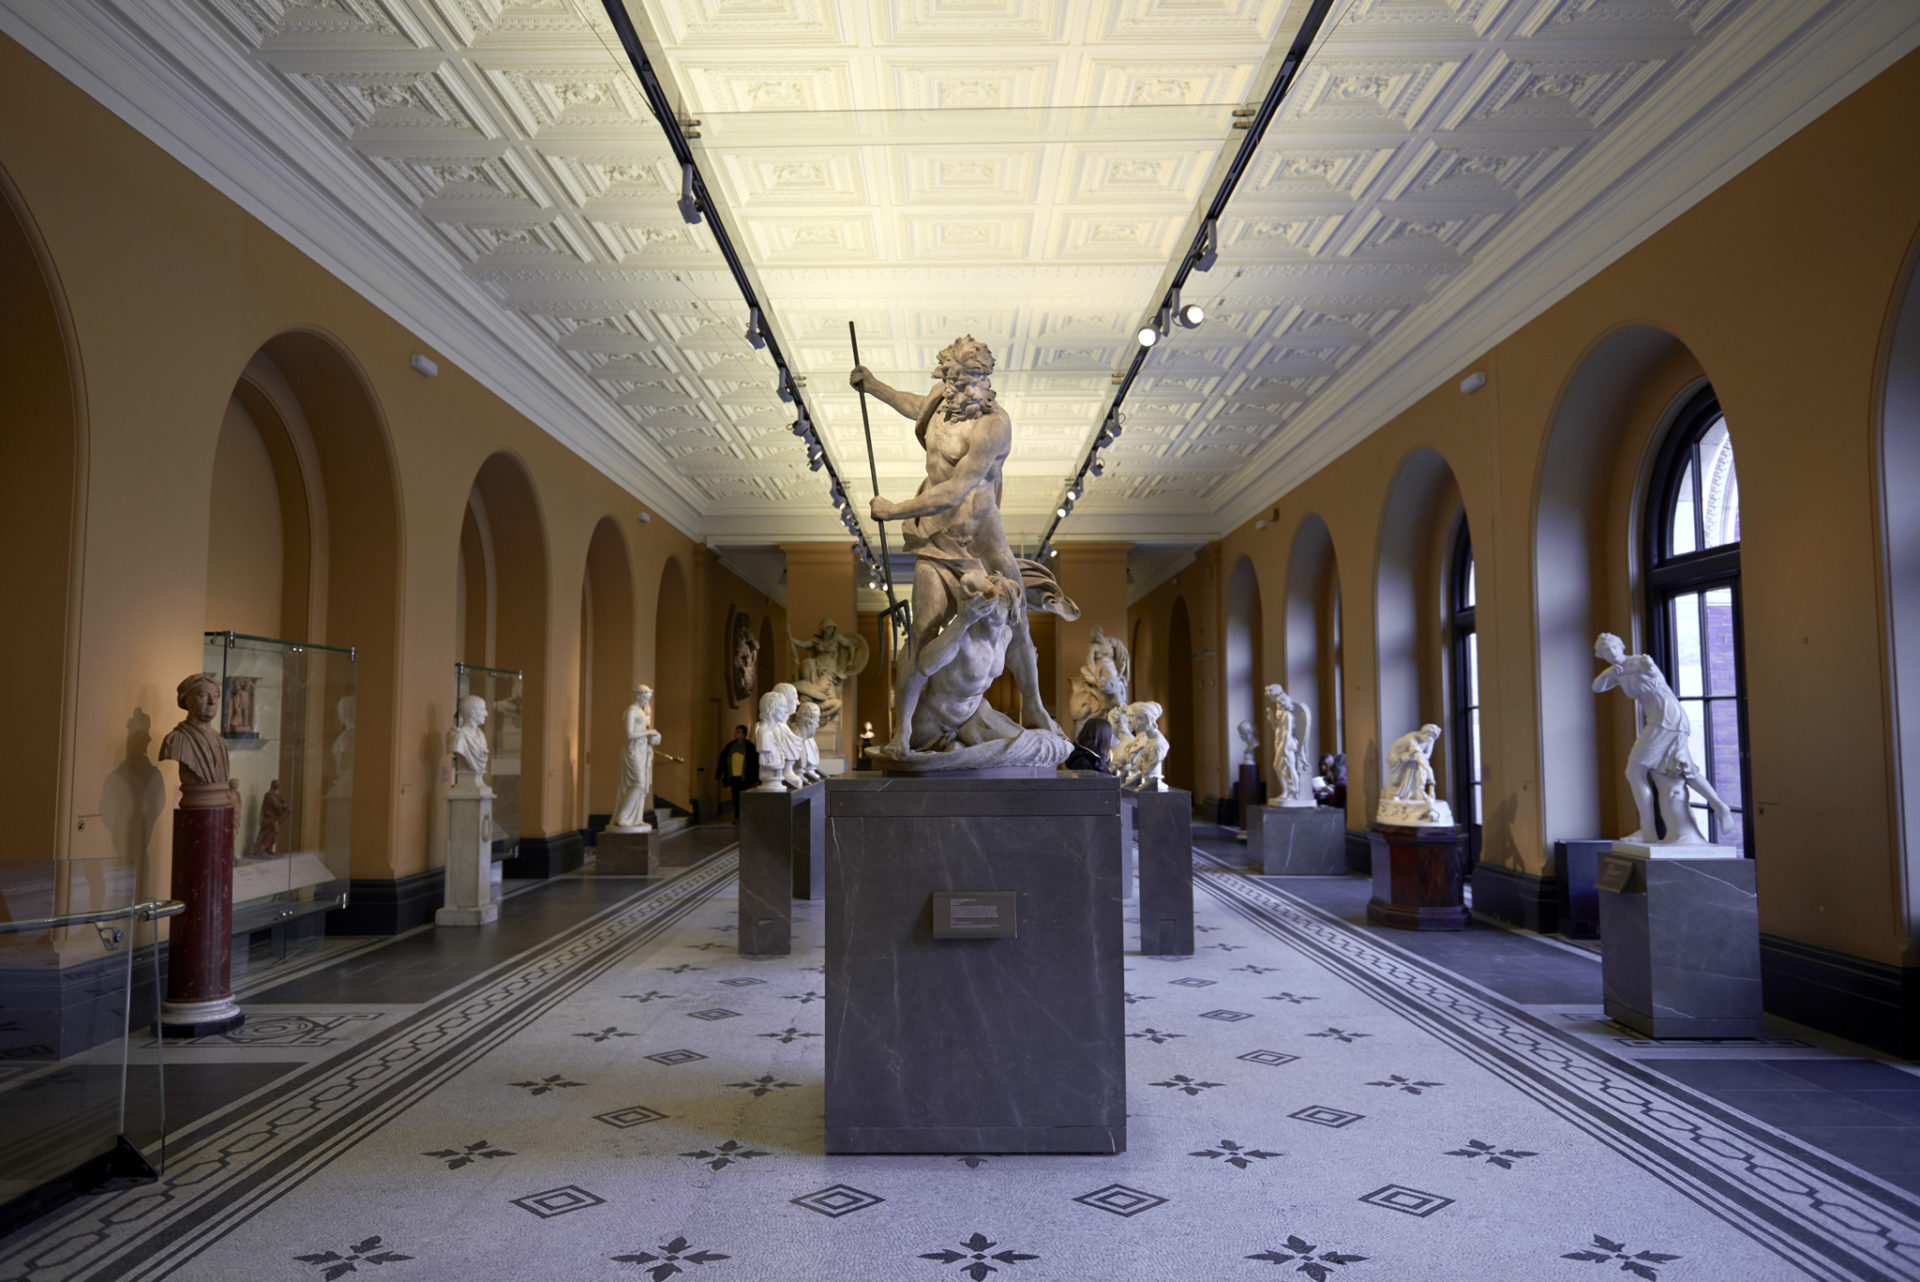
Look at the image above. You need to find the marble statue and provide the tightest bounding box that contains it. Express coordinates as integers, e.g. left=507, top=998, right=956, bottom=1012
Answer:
left=1238, top=719, right=1258, bottom=765
left=789, top=618, right=869, bottom=730
left=753, top=682, right=805, bottom=791
left=852, top=335, right=1074, bottom=768
left=608, top=685, right=661, bottom=832
left=330, top=695, right=355, bottom=780
left=729, top=609, right=759, bottom=705
left=160, top=673, right=231, bottom=791
left=790, top=700, right=824, bottom=784
left=1069, top=625, right=1131, bottom=731
left=1592, top=632, right=1734, bottom=846
left=223, top=676, right=257, bottom=738
left=1122, top=701, right=1169, bottom=791
left=1264, top=683, right=1317, bottom=808
left=1378, top=723, right=1452, bottom=826
left=247, top=779, right=290, bottom=857
left=447, top=694, right=490, bottom=792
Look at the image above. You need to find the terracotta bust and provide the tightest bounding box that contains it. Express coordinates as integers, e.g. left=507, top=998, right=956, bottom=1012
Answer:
left=160, top=672, right=231, bottom=791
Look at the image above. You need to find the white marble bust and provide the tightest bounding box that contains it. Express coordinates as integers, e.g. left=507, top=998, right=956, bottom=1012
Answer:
left=447, top=694, right=491, bottom=794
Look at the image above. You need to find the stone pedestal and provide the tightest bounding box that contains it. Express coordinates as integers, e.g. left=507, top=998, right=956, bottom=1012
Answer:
left=793, top=785, right=826, bottom=901
left=1132, top=786, right=1193, bottom=956
left=159, top=783, right=244, bottom=1038
left=1554, top=839, right=1611, bottom=939
left=438, top=788, right=499, bottom=927
left=597, top=826, right=659, bottom=876
left=825, top=771, right=1125, bottom=1154
left=741, top=784, right=817, bottom=956
left=1234, top=763, right=1259, bottom=834
left=1249, top=805, right=1347, bottom=875
left=1598, top=848, right=1762, bottom=1039
left=1367, top=821, right=1469, bottom=930
left=1118, top=795, right=1138, bottom=902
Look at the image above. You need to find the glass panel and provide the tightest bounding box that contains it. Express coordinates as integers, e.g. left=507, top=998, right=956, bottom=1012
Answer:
left=1463, top=551, right=1475, bottom=610
left=1472, top=782, right=1483, bottom=826
left=1467, top=706, right=1482, bottom=787
left=1466, top=631, right=1479, bottom=707
left=1681, top=696, right=1709, bottom=792
left=1670, top=459, right=1698, bottom=557
left=1703, top=587, right=1738, bottom=698
left=1670, top=593, right=1704, bottom=697
left=204, top=633, right=355, bottom=943
left=1698, top=416, right=1739, bottom=549
left=456, top=664, right=524, bottom=854
left=1705, top=696, right=1745, bottom=810
left=0, top=856, right=163, bottom=1205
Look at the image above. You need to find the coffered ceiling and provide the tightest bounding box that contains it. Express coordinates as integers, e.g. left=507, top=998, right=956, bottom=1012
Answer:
left=3, top=0, right=1915, bottom=549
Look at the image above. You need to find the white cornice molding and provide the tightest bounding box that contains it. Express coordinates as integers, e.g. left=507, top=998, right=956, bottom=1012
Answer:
left=1207, top=0, right=1920, bottom=536
left=0, top=0, right=709, bottom=536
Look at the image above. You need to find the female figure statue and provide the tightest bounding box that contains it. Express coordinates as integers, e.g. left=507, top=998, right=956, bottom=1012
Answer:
left=1592, top=632, right=1734, bottom=844
left=1264, top=683, right=1316, bottom=807
left=609, top=685, right=661, bottom=832
left=1124, top=701, right=1169, bottom=791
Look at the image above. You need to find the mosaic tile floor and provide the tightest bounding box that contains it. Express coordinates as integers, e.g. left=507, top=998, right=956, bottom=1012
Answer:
left=4, top=832, right=1919, bottom=1282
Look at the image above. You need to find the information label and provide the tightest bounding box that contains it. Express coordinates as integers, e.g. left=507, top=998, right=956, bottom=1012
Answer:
left=931, top=891, right=1018, bottom=939
left=1596, top=855, right=1640, bottom=894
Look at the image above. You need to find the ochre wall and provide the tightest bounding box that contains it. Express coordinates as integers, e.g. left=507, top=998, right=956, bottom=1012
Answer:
left=1212, top=46, right=1920, bottom=968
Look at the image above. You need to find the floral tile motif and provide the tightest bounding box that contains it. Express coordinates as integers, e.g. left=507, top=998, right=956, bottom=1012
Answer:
left=1248, top=1235, right=1366, bottom=1278
left=612, top=1235, right=730, bottom=1279
left=759, top=1027, right=819, bottom=1044
left=1444, top=1139, right=1537, bottom=1168
left=422, top=1139, right=512, bottom=1169
left=1189, top=1139, right=1281, bottom=1169
left=1152, top=1075, right=1224, bottom=1096
left=1264, top=992, right=1319, bottom=1003
left=920, top=1233, right=1039, bottom=1279
left=1127, top=1028, right=1184, bottom=1044
left=1073, top=1184, right=1168, bottom=1217
left=294, top=1236, right=413, bottom=1279
left=622, top=991, right=674, bottom=1002
left=680, top=1139, right=769, bottom=1171
left=1366, top=1074, right=1442, bottom=1095
left=1307, top=1028, right=1369, bottom=1043
left=726, top=1074, right=797, bottom=1097
left=1562, top=1235, right=1681, bottom=1279
left=509, top=1074, right=582, bottom=1096
left=575, top=1027, right=635, bottom=1042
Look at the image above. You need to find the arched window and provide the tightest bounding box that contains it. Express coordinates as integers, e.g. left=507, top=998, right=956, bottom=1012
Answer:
left=1645, top=389, right=1749, bottom=854
left=1448, top=517, right=1481, bottom=858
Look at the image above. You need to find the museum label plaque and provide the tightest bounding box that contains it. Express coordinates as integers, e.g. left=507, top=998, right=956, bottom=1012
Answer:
left=931, top=891, right=1017, bottom=939
left=1596, top=854, right=1639, bottom=894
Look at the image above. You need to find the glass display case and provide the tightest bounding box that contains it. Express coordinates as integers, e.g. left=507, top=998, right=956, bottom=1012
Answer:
left=455, top=663, right=522, bottom=855
left=203, top=632, right=356, bottom=935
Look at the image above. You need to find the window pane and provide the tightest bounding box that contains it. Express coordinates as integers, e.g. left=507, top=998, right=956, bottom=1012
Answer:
left=1468, top=706, right=1482, bottom=786
left=1472, top=782, right=1483, bottom=826
left=1671, top=592, right=1704, bottom=697
left=1705, top=697, right=1743, bottom=810
left=1464, top=553, right=1475, bottom=609
left=1703, top=587, right=1737, bottom=698
left=1466, top=631, right=1479, bottom=706
left=1682, top=696, right=1708, bottom=791
left=1670, top=459, right=1698, bottom=556
left=1699, top=416, right=1739, bottom=549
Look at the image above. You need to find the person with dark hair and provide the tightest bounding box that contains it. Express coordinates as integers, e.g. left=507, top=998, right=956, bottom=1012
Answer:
left=715, top=723, right=759, bottom=823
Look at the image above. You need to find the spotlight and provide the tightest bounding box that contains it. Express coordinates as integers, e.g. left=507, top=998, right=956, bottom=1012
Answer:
left=1048, top=546, right=1059, bottom=558
left=1193, top=216, right=1218, bottom=272
left=746, top=307, right=766, bottom=351
left=678, top=161, right=702, bottom=226
left=1088, top=458, right=1103, bottom=477
left=1066, top=486, right=1078, bottom=501
left=789, top=418, right=810, bottom=437
left=809, top=455, right=825, bottom=472
left=1136, top=324, right=1158, bottom=348
left=1057, top=506, right=1067, bottom=518
left=1176, top=301, right=1204, bottom=328
left=778, top=371, right=794, bottom=403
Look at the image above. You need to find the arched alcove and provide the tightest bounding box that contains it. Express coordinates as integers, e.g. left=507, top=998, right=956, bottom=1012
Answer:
left=654, top=555, right=692, bottom=809
left=465, top=452, right=549, bottom=837
left=457, top=498, right=494, bottom=666
left=0, top=166, right=83, bottom=868
left=1284, top=514, right=1343, bottom=763
left=1375, top=448, right=1466, bottom=806
left=1167, top=597, right=1195, bottom=794
left=1224, top=556, right=1263, bottom=779
left=1533, top=325, right=1704, bottom=844
left=1130, top=617, right=1152, bottom=704
left=1878, top=231, right=1920, bottom=938
left=580, top=517, right=634, bottom=825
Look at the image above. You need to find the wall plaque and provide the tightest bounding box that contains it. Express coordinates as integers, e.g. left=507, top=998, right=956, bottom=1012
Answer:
left=931, top=891, right=1017, bottom=939
left=1596, top=855, right=1641, bottom=894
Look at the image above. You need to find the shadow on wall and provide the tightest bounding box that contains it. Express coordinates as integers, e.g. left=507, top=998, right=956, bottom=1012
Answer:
left=100, top=708, right=166, bottom=878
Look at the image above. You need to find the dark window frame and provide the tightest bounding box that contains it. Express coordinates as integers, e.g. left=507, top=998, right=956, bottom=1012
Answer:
left=1642, top=388, right=1753, bottom=857
left=1447, top=514, right=1481, bottom=861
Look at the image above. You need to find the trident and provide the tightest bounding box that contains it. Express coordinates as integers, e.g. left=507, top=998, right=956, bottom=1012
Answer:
left=849, top=321, right=912, bottom=649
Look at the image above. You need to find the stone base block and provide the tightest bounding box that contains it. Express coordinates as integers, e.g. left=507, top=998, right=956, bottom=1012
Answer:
left=435, top=903, right=499, bottom=927
left=157, top=998, right=244, bottom=1039
left=1599, top=849, right=1762, bottom=1039
left=741, top=785, right=816, bottom=956
left=1249, top=805, right=1346, bottom=875
left=1367, top=822, right=1469, bottom=930
left=1119, top=796, right=1138, bottom=902
left=793, top=787, right=826, bottom=901
left=1554, top=839, right=1611, bottom=939
left=441, top=793, right=496, bottom=929
left=825, top=771, right=1125, bottom=1154
left=1133, top=786, right=1194, bottom=956
left=597, top=828, right=659, bottom=876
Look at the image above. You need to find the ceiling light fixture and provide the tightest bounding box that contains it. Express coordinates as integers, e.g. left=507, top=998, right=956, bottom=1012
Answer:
left=1136, top=324, right=1158, bottom=348
left=1193, top=216, right=1219, bottom=273
left=677, top=161, right=701, bottom=226
left=746, top=307, right=765, bottom=351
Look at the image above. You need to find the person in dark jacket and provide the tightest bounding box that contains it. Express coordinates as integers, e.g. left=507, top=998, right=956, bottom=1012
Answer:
left=716, top=724, right=759, bottom=822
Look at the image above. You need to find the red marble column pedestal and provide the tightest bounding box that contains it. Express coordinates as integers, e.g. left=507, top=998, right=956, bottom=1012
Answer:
left=1367, top=821, right=1470, bottom=931
left=158, top=782, right=245, bottom=1037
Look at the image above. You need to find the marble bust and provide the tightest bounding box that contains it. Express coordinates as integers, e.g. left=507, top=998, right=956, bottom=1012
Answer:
left=447, top=694, right=491, bottom=792
left=608, top=685, right=661, bottom=832
left=754, top=682, right=804, bottom=790
left=1237, top=719, right=1258, bottom=765
left=1378, top=723, right=1453, bottom=826
left=790, top=700, right=824, bottom=784
left=1123, top=701, right=1169, bottom=792
left=1592, top=631, right=1734, bottom=849
left=159, top=672, right=230, bottom=793
left=1264, top=682, right=1316, bottom=808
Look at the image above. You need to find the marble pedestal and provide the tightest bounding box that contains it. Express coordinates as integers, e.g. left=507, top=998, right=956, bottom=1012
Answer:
left=793, top=786, right=826, bottom=901
left=1554, top=839, right=1611, bottom=939
left=1132, top=786, right=1193, bottom=956
left=824, top=771, right=1125, bottom=1154
left=159, top=785, right=244, bottom=1037
left=1598, top=848, right=1762, bottom=1039
left=438, top=789, right=499, bottom=927
left=741, top=783, right=821, bottom=956
left=1117, top=796, right=1138, bottom=902
left=1249, top=804, right=1346, bottom=875
left=1367, top=822, right=1469, bottom=930
left=597, top=827, right=659, bottom=876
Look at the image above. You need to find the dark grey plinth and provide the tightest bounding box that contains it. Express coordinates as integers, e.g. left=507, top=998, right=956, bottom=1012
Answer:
left=793, top=785, right=827, bottom=900
left=1598, top=850, right=1762, bottom=1039
left=1554, top=839, right=1610, bottom=939
left=825, top=771, right=1125, bottom=1154
left=740, top=784, right=819, bottom=956
left=1248, top=805, right=1347, bottom=875
left=595, top=828, right=659, bottom=876
left=1132, top=786, right=1193, bottom=956
left=1118, top=796, right=1137, bottom=902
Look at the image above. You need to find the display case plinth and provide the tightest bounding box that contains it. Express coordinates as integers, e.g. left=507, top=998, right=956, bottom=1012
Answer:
left=741, top=784, right=820, bottom=955
left=1249, top=805, right=1346, bottom=875
left=825, top=771, right=1125, bottom=1154
left=1131, top=786, right=1193, bottom=956
left=158, top=784, right=244, bottom=1038
left=439, top=791, right=498, bottom=927
left=1367, top=822, right=1469, bottom=930
left=597, top=828, right=659, bottom=876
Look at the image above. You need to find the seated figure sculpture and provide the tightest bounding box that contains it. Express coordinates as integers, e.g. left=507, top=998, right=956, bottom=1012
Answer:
left=1378, top=723, right=1452, bottom=826
left=1592, top=631, right=1734, bottom=846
